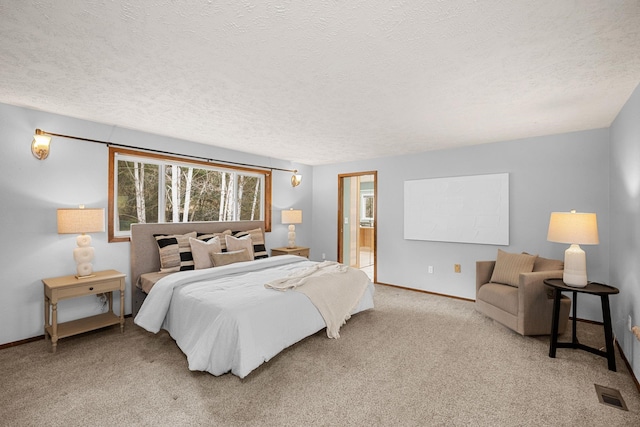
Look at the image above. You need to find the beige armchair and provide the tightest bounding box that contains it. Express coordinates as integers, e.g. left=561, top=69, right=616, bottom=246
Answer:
left=475, top=252, right=571, bottom=336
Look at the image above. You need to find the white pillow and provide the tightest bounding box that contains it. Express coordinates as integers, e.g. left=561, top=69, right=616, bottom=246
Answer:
left=225, top=234, right=254, bottom=259
left=189, top=236, right=222, bottom=269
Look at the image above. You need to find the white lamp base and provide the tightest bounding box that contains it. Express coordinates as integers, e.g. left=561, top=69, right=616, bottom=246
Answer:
left=74, top=234, right=95, bottom=278
left=287, top=224, right=296, bottom=248
left=563, top=244, right=588, bottom=287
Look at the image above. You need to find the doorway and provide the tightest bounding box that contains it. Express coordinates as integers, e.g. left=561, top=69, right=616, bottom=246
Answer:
left=338, top=171, right=377, bottom=282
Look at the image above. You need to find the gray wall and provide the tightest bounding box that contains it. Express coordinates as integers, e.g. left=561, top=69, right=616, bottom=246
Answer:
left=312, top=129, right=610, bottom=318
left=610, top=83, right=640, bottom=378
left=0, top=102, right=313, bottom=345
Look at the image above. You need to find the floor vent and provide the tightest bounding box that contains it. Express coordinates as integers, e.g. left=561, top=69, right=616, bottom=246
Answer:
left=594, top=384, right=628, bottom=411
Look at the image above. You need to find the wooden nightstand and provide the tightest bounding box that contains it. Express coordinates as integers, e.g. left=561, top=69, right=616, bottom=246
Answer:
left=271, top=246, right=310, bottom=258
left=42, top=269, right=126, bottom=353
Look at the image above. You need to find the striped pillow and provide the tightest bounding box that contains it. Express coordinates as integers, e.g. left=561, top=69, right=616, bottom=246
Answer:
left=232, top=228, right=268, bottom=259
left=154, top=232, right=197, bottom=273
left=197, top=230, right=232, bottom=251
left=490, top=249, right=537, bottom=287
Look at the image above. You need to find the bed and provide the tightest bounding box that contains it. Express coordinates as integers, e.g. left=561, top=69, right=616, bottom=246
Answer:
left=130, top=221, right=375, bottom=378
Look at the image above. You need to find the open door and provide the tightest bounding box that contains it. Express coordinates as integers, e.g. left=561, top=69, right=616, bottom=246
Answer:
left=338, top=171, right=377, bottom=282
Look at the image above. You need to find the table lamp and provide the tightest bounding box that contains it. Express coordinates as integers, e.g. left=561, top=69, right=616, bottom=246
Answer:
left=57, top=206, right=105, bottom=278
left=547, top=210, right=599, bottom=287
left=281, top=208, right=302, bottom=248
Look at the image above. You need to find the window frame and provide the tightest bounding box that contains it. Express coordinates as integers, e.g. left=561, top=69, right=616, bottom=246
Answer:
left=360, top=190, right=375, bottom=222
left=108, top=147, right=272, bottom=242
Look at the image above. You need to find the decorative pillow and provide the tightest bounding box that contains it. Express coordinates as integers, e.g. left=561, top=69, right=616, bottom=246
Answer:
left=197, top=230, right=232, bottom=251
left=210, top=249, right=253, bottom=267
left=490, top=249, right=537, bottom=287
left=232, top=228, right=268, bottom=259
left=533, top=256, right=564, bottom=272
left=225, top=234, right=254, bottom=259
left=154, top=232, right=197, bottom=273
left=522, top=252, right=564, bottom=272
left=189, top=236, right=222, bottom=269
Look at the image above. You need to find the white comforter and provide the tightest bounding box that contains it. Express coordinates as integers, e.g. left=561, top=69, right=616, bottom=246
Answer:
left=134, top=255, right=375, bottom=378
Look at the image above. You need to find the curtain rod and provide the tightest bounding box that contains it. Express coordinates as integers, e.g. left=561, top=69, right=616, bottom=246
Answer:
left=34, top=129, right=298, bottom=174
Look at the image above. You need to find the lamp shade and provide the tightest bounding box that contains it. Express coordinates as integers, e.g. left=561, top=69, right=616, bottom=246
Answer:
left=281, top=209, right=302, bottom=224
left=547, top=211, right=599, bottom=244
left=57, top=208, right=105, bottom=234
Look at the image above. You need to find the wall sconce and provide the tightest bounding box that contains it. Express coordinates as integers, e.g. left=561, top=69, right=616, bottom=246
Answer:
left=291, top=171, right=302, bottom=187
left=32, top=129, right=51, bottom=160
left=281, top=208, right=302, bottom=248
left=31, top=128, right=304, bottom=191
left=58, top=205, right=106, bottom=278
left=547, top=210, right=599, bottom=287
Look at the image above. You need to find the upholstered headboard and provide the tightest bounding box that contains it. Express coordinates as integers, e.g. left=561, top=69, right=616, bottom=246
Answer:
left=130, top=220, right=265, bottom=316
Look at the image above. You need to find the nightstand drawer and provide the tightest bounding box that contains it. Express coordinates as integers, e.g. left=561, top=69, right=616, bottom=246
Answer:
left=287, top=249, right=309, bottom=257
left=55, top=280, right=120, bottom=300
left=271, top=247, right=310, bottom=258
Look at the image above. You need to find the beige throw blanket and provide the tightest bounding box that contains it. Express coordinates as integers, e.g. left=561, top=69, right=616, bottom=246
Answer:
left=265, top=261, right=370, bottom=338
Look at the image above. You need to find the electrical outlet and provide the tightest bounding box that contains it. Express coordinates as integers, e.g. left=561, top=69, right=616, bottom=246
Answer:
left=322, top=253, right=326, bottom=260
left=428, top=266, right=434, bottom=274
left=454, top=264, right=461, bottom=273
left=628, top=315, right=633, bottom=332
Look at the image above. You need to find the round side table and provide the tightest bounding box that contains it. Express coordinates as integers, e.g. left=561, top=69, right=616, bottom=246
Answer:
left=544, top=279, right=619, bottom=371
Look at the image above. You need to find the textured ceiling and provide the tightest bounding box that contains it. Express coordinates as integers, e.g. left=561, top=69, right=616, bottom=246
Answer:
left=1, top=1, right=639, bottom=165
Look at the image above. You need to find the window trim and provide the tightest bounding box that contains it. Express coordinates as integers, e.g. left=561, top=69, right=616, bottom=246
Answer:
left=108, top=147, right=272, bottom=242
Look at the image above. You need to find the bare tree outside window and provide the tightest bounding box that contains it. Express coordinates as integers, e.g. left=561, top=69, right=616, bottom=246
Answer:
left=110, top=148, right=269, bottom=241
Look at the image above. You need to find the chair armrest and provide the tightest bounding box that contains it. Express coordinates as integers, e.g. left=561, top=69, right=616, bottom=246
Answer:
left=476, top=261, right=496, bottom=295
left=517, top=270, right=564, bottom=316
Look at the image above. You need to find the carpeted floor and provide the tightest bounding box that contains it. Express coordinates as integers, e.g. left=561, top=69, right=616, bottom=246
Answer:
left=1, top=284, right=639, bottom=426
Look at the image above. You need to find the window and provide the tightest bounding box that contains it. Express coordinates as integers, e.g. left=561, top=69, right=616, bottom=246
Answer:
left=108, top=147, right=271, bottom=241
